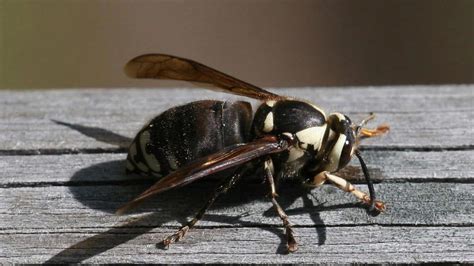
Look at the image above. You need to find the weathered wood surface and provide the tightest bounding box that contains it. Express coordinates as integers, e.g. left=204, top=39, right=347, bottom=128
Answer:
left=1, top=150, right=473, bottom=185
left=3, top=227, right=472, bottom=264
left=0, top=86, right=473, bottom=263
left=0, top=86, right=472, bottom=152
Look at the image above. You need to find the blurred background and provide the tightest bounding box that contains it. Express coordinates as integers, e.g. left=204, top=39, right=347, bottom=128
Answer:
left=1, top=0, right=473, bottom=89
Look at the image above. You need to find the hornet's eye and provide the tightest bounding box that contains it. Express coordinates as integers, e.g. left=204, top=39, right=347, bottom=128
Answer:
left=343, top=115, right=352, bottom=124
left=326, top=113, right=356, bottom=172
left=337, top=127, right=356, bottom=169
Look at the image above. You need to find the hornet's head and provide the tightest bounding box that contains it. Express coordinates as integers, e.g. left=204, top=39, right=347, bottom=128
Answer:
left=322, top=112, right=385, bottom=173
left=301, top=112, right=387, bottom=180
left=323, top=112, right=357, bottom=172
left=317, top=113, right=388, bottom=213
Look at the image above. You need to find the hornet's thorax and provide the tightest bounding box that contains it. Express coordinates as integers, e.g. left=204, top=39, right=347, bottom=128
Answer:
left=252, top=99, right=358, bottom=183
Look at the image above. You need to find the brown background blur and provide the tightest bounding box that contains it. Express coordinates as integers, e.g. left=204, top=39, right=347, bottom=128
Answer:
left=1, top=0, right=473, bottom=89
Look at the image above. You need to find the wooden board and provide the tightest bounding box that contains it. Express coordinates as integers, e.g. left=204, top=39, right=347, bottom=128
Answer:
left=2, top=227, right=471, bottom=264
left=0, top=86, right=473, bottom=263
left=1, top=182, right=472, bottom=229
left=0, top=86, right=472, bottom=152
left=1, top=150, right=472, bottom=186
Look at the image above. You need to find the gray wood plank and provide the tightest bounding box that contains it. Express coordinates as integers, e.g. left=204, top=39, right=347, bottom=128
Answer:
left=1, top=86, right=472, bottom=264
left=1, top=226, right=471, bottom=264
left=1, top=183, right=472, bottom=229
left=0, top=86, right=472, bottom=152
left=1, top=149, right=473, bottom=186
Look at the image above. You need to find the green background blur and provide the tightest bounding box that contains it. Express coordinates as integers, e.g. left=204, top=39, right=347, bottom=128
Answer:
left=1, top=0, right=473, bottom=89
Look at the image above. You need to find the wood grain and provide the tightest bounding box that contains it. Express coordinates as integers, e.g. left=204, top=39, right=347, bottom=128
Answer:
left=1, top=150, right=472, bottom=186
left=1, top=227, right=471, bottom=264
left=1, top=86, right=472, bottom=263
left=0, top=86, right=472, bottom=152
left=1, top=183, right=472, bottom=229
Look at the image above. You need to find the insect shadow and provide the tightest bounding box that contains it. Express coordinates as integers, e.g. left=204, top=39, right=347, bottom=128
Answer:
left=49, top=158, right=331, bottom=263
left=49, top=121, right=373, bottom=262
left=51, top=119, right=132, bottom=149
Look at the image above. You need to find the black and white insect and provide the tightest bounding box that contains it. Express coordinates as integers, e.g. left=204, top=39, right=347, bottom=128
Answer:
left=118, top=54, right=389, bottom=252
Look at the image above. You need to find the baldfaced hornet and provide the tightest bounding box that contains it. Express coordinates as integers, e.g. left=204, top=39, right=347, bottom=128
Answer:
left=118, top=54, right=389, bottom=252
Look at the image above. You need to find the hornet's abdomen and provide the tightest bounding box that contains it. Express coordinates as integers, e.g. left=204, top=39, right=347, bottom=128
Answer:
left=126, top=100, right=253, bottom=178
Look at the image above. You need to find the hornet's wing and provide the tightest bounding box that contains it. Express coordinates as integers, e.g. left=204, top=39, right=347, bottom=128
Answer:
left=116, top=135, right=288, bottom=214
left=124, top=53, right=283, bottom=101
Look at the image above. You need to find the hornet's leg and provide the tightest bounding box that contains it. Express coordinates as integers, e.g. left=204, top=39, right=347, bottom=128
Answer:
left=161, top=166, right=247, bottom=248
left=264, top=159, right=298, bottom=253
left=313, top=171, right=385, bottom=213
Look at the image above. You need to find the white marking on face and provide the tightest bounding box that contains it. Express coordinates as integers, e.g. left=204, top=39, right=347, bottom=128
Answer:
left=332, top=112, right=346, bottom=122
left=263, top=112, right=274, bottom=132
left=129, top=141, right=149, bottom=172
left=140, top=130, right=161, bottom=172
left=295, top=125, right=327, bottom=151
left=327, top=134, right=347, bottom=172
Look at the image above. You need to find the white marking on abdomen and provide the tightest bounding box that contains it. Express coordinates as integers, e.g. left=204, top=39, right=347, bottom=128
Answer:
left=139, top=130, right=161, bottom=172
left=129, top=141, right=149, bottom=172
left=167, top=154, right=179, bottom=170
